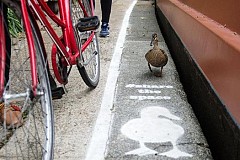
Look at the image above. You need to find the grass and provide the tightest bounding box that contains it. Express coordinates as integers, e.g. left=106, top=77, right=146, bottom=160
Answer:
left=7, top=8, right=23, bottom=38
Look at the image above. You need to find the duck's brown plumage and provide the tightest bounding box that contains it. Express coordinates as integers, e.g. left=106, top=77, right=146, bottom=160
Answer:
left=145, top=33, right=168, bottom=77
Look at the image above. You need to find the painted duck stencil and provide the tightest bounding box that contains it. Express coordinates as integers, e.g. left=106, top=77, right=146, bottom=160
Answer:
left=121, top=106, right=193, bottom=158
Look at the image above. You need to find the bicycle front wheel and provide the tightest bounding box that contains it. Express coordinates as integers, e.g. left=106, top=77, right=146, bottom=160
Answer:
left=0, top=4, right=54, bottom=160
left=70, top=0, right=100, bottom=88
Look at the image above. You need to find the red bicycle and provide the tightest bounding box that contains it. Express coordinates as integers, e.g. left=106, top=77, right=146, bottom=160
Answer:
left=0, top=0, right=100, bottom=158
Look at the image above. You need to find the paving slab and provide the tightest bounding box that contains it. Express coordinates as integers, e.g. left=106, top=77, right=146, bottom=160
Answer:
left=102, top=0, right=213, bottom=159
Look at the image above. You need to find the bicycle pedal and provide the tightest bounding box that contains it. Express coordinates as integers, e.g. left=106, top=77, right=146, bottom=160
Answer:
left=77, top=16, right=100, bottom=32
left=51, top=87, right=65, bottom=100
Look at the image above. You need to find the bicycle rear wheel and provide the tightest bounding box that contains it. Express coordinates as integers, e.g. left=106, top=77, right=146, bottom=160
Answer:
left=0, top=4, right=54, bottom=160
left=70, top=0, right=100, bottom=88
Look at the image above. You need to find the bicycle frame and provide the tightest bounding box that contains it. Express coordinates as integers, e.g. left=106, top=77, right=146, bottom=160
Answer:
left=0, top=7, right=6, bottom=98
left=0, top=0, right=96, bottom=96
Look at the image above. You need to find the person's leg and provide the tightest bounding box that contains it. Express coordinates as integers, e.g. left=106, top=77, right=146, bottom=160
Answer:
left=100, top=0, right=112, bottom=23
left=99, top=0, right=112, bottom=37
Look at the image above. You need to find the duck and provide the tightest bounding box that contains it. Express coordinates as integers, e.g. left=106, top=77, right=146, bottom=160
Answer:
left=145, top=33, right=168, bottom=77
left=121, top=106, right=192, bottom=158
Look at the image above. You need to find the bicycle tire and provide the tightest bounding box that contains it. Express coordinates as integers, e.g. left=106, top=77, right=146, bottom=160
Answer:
left=0, top=4, right=54, bottom=160
left=70, top=0, right=100, bottom=88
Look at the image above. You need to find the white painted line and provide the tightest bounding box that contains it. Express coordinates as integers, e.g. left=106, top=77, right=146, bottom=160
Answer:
left=138, top=89, right=161, bottom=94
left=85, top=1, right=137, bottom=160
left=126, top=84, right=174, bottom=89
left=130, top=96, right=171, bottom=100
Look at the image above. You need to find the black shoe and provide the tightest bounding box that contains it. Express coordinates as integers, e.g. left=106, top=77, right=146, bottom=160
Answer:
left=99, top=23, right=110, bottom=37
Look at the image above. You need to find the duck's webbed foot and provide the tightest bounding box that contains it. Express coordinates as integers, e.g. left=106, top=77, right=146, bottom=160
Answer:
left=154, top=72, right=162, bottom=77
left=154, top=67, right=162, bottom=77
left=154, top=67, right=163, bottom=77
